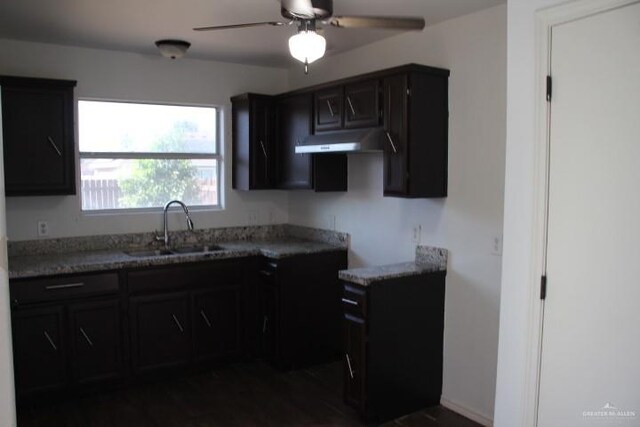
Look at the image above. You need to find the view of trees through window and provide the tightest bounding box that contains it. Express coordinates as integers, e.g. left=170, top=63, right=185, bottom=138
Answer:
left=79, top=101, right=218, bottom=211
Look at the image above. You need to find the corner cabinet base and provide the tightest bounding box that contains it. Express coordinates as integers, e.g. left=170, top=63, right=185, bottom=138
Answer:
left=342, top=271, right=446, bottom=423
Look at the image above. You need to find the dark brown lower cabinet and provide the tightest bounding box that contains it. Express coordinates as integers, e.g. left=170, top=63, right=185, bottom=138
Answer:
left=342, top=271, right=446, bottom=423
left=12, top=305, right=67, bottom=396
left=253, top=250, right=348, bottom=369
left=193, top=286, right=242, bottom=361
left=69, top=299, right=123, bottom=385
left=129, top=293, right=191, bottom=374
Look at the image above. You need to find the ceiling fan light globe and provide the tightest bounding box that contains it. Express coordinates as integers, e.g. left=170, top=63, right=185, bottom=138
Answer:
left=288, top=30, right=326, bottom=64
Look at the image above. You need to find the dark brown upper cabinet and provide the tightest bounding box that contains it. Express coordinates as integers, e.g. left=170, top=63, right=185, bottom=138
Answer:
left=1, top=76, right=77, bottom=196
left=344, top=80, right=381, bottom=129
left=232, top=93, right=276, bottom=190
left=383, top=69, right=449, bottom=198
left=314, top=81, right=380, bottom=133
left=314, top=87, right=343, bottom=132
left=275, top=93, right=314, bottom=190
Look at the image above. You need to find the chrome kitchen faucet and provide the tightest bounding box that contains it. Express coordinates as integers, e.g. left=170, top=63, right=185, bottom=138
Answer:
left=156, top=200, right=194, bottom=248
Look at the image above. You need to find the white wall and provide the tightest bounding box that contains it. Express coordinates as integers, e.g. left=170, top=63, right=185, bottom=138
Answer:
left=0, top=39, right=290, bottom=241
left=287, top=5, right=506, bottom=423
left=0, top=103, right=17, bottom=426
left=493, top=1, right=572, bottom=426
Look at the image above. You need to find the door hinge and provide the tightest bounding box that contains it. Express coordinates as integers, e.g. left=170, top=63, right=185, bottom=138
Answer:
left=540, top=275, right=547, bottom=300
left=406, top=88, right=411, bottom=96
left=546, top=75, right=552, bottom=102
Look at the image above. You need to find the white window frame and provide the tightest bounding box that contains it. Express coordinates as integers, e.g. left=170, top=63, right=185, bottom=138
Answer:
left=77, top=98, right=223, bottom=214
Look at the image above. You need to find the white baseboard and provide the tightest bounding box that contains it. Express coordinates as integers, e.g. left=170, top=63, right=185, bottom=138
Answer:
left=440, top=397, right=494, bottom=427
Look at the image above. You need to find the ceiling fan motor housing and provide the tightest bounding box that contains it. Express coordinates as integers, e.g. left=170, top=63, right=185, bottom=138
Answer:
left=281, top=0, right=333, bottom=20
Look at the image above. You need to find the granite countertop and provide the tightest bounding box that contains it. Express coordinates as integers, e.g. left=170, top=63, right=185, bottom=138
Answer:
left=8, top=225, right=349, bottom=280
left=338, top=246, right=448, bottom=286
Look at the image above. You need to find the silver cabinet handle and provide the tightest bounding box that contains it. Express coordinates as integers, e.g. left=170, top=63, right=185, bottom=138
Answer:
left=44, top=330, right=58, bottom=351
left=47, top=136, right=63, bottom=157
left=80, top=327, right=94, bottom=347
left=259, top=140, right=268, bottom=160
left=341, top=298, right=358, bottom=306
left=200, top=309, right=212, bottom=328
left=46, top=282, right=85, bottom=291
left=346, top=96, right=357, bottom=116
left=172, top=314, right=184, bottom=333
left=346, top=353, right=354, bottom=379
left=326, top=99, right=335, bottom=117
left=262, top=315, right=269, bottom=334
left=386, top=132, right=398, bottom=154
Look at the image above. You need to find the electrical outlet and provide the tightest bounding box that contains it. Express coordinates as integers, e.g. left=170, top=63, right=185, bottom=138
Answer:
left=412, top=225, right=422, bottom=244
left=328, top=215, right=336, bottom=231
left=268, top=210, right=275, bottom=225
left=37, top=221, right=49, bottom=237
left=248, top=211, right=259, bottom=226
left=492, top=234, right=503, bottom=256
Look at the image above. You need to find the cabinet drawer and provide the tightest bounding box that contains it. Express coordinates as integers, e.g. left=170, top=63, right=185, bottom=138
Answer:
left=342, top=283, right=367, bottom=318
left=11, top=272, right=119, bottom=305
left=127, top=260, right=243, bottom=295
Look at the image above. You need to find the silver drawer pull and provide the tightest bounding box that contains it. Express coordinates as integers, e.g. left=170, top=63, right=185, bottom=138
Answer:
left=47, top=136, right=63, bottom=157
left=346, top=353, right=355, bottom=379
left=386, top=132, right=398, bottom=154
left=44, top=330, right=58, bottom=351
left=346, top=96, right=357, bottom=116
left=341, top=298, right=359, bottom=306
left=45, top=282, right=85, bottom=291
left=80, top=327, right=94, bottom=347
left=262, top=315, right=269, bottom=334
left=259, top=140, right=268, bottom=160
left=326, top=99, right=335, bottom=117
left=200, top=310, right=212, bottom=328
left=172, top=314, right=184, bottom=333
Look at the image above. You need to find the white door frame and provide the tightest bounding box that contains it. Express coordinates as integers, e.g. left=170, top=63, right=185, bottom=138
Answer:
left=525, top=0, right=640, bottom=426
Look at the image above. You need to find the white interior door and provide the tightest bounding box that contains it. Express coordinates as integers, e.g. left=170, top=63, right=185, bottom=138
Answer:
left=538, top=2, right=640, bottom=425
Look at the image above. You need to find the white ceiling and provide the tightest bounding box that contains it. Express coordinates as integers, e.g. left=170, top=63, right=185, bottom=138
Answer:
left=0, top=0, right=505, bottom=68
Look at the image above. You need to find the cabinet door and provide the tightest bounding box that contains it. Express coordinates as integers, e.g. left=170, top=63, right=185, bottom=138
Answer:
left=12, top=305, right=67, bottom=396
left=344, top=313, right=366, bottom=413
left=382, top=75, right=409, bottom=195
left=193, top=287, right=241, bottom=361
left=130, top=293, right=191, bottom=373
left=344, top=80, right=380, bottom=129
left=257, top=269, right=279, bottom=361
left=68, top=299, right=123, bottom=385
left=1, top=78, right=76, bottom=196
left=250, top=97, right=276, bottom=189
left=314, top=87, right=343, bottom=132
left=276, top=94, right=313, bottom=189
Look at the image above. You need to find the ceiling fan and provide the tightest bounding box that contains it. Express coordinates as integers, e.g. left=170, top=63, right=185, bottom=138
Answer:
left=194, top=0, right=425, bottom=73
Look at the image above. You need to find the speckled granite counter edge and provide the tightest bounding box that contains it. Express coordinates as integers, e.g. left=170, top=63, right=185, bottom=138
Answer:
left=338, top=245, right=448, bottom=286
left=8, top=224, right=348, bottom=257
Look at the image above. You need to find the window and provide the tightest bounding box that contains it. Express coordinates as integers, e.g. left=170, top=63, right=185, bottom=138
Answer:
left=78, top=100, right=219, bottom=211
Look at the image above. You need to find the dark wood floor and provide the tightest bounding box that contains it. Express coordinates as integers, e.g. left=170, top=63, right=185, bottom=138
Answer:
left=18, top=362, right=482, bottom=427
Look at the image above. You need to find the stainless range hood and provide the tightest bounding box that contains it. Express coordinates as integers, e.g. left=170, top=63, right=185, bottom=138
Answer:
left=294, top=128, right=385, bottom=154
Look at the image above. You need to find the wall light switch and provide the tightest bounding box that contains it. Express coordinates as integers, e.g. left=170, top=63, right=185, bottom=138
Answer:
left=492, top=234, right=503, bottom=256
left=37, top=221, right=49, bottom=237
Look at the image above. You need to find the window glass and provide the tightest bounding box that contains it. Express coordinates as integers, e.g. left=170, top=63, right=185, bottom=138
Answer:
left=78, top=100, right=220, bottom=211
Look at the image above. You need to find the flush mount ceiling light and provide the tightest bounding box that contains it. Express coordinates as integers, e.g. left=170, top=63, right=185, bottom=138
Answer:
left=155, top=39, right=191, bottom=59
left=288, top=21, right=326, bottom=74
left=193, top=0, right=425, bottom=74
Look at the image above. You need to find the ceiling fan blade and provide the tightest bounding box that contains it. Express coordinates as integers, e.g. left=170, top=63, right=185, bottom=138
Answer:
left=327, top=16, right=425, bottom=30
left=194, top=22, right=286, bottom=31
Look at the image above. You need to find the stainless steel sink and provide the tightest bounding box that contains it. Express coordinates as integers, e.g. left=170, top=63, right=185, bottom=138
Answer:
left=171, top=244, right=225, bottom=254
left=124, top=249, right=174, bottom=257
left=124, top=245, right=225, bottom=257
